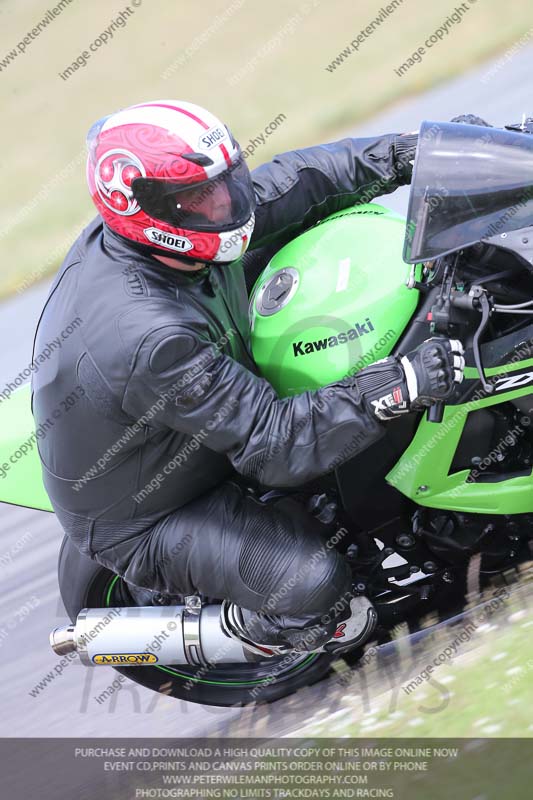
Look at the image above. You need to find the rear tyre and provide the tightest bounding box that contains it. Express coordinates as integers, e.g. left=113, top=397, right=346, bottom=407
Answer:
left=58, top=535, right=336, bottom=706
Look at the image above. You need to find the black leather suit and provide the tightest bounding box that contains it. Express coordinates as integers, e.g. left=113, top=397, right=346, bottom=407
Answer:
left=32, top=133, right=411, bottom=638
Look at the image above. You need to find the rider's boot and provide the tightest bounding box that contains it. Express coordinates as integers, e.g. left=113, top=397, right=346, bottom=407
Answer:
left=221, top=594, right=377, bottom=658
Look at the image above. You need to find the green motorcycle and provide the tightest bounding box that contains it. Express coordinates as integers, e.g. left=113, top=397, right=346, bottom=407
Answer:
left=3, top=120, right=533, bottom=707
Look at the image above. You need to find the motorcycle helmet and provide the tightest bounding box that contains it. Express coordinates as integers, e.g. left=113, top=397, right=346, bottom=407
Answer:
left=86, top=99, right=256, bottom=263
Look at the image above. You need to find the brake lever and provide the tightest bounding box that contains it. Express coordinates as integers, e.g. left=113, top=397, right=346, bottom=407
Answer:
left=427, top=282, right=493, bottom=422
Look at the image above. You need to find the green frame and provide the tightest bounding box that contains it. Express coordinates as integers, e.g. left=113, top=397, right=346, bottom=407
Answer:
left=387, top=359, right=533, bottom=514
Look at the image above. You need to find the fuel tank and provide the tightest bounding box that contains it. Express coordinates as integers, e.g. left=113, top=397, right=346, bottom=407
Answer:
left=249, top=203, right=420, bottom=396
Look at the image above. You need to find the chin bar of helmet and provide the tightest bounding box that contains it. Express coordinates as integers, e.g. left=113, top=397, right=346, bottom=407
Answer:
left=49, top=600, right=255, bottom=667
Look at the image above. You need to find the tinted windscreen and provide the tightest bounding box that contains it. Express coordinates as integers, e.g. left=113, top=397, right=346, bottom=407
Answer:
left=404, top=121, right=533, bottom=263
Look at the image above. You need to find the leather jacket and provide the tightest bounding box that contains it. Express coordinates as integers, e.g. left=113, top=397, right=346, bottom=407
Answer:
left=31, top=133, right=411, bottom=560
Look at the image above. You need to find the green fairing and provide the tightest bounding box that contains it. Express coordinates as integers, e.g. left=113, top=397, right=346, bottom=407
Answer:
left=0, top=383, right=52, bottom=511
left=4, top=202, right=533, bottom=517
left=387, top=360, right=533, bottom=514
left=1, top=203, right=417, bottom=513
left=249, top=203, right=420, bottom=396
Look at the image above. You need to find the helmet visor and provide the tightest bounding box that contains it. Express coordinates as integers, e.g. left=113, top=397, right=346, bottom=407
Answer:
left=131, top=156, right=256, bottom=233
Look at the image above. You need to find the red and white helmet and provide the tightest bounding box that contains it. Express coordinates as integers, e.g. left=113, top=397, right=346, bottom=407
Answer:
left=86, top=100, right=256, bottom=263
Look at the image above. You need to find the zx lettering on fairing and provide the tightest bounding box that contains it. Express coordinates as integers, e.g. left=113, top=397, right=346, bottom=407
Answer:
left=493, top=371, right=533, bottom=392
left=292, top=318, right=374, bottom=357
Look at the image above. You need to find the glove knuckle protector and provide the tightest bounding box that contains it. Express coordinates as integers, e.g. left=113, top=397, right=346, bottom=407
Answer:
left=344, top=341, right=465, bottom=423
left=403, top=336, right=465, bottom=408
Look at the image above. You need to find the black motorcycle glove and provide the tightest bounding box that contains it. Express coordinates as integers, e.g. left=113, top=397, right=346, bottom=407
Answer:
left=393, top=117, right=492, bottom=182
left=450, top=114, right=492, bottom=127
left=353, top=337, right=465, bottom=421
left=393, top=133, right=418, bottom=182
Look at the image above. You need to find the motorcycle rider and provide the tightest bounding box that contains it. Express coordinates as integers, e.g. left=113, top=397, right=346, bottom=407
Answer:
left=32, top=100, right=467, bottom=657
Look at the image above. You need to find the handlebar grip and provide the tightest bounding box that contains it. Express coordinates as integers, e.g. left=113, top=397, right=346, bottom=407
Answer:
left=427, top=402, right=444, bottom=423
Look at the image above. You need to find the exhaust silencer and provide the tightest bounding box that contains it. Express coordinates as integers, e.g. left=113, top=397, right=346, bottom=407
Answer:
left=50, top=599, right=251, bottom=667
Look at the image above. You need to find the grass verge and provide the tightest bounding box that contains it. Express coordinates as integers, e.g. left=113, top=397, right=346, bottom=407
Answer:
left=1, top=0, right=532, bottom=297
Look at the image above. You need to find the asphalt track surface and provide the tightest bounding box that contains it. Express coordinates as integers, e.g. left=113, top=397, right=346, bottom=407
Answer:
left=1, top=43, right=533, bottom=736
